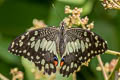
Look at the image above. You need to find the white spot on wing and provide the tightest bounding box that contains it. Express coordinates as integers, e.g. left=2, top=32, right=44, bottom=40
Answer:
left=19, top=40, right=22, bottom=43
left=79, top=57, right=82, bottom=60
left=27, top=52, right=30, bottom=56
left=62, top=65, right=66, bottom=70
left=46, top=41, right=52, bottom=51
left=25, top=32, right=29, bottom=35
left=74, top=63, right=77, bottom=68
left=19, top=42, right=23, bottom=47
left=51, top=42, right=57, bottom=55
left=12, top=49, right=14, bottom=51
left=85, top=42, right=88, bottom=49
left=40, top=38, right=45, bottom=48
left=34, top=31, right=38, bottom=35
left=66, top=66, right=69, bottom=71
left=19, top=51, right=22, bottom=53
left=76, top=39, right=81, bottom=49
left=11, top=42, right=15, bottom=48
left=31, top=41, right=35, bottom=48
left=42, top=39, right=48, bottom=51
left=95, top=51, right=97, bottom=54
left=68, top=42, right=73, bottom=53
left=95, top=36, right=98, bottom=40
left=86, top=38, right=90, bottom=42
left=31, top=56, right=34, bottom=59
left=71, top=62, right=74, bottom=68
left=81, top=40, right=85, bottom=52
left=91, top=50, right=94, bottom=54
left=102, top=49, right=104, bottom=52
left=74, top=41, right=78, bottom=52
left=98, top=50, right=101, bottom=53
left=84, top=32, right=87, bottom=36
left=84, top=57, right=87, bottom=60
left=91, top=32, right=94, bottom=35
left=63, top=44, right=69, bottom=57
left=15, top=50, right=18, bottom=53
left=89, top=43, right=91, bottom=47
left=35, top=39, right=41, bottom=52
left=23, top=50, right=27, bottom=53
left=50, top=63, right=54, bottom=69
left=35, top=61, right=40, bottom=63
left=48, top=41, right=54, bottom=51
left=41, top=59, right=45, bottom=65
left=28, top=42, right=30, bottom=46
left=103, top=42, right=105, bottom=48
left=21, top=35, right=25, bottom=40
left=88, top=53, right=90, bottom=57
left=95, top=42, right=98, bottom=47
left=36, top=55, right=40, bottom=60
left=45, top=64, right=49, bottom=69
left=30, top=37, right=35, bottom=41
left=71, top=42, right=75, bottom=52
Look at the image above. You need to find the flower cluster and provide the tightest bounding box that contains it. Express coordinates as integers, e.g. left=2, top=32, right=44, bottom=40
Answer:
left=102, top=0, right=120, bottom=9
left=64, top=6, right=94, bottom=30
left=96, top=59, right=118, bottom=75
left=31, top=64, right=56, bottom=80
left=28, top=19, right=47, bottom=31
left=10, top=68, right=24, bottom=80
left=31, top=68, right=44, bottom=80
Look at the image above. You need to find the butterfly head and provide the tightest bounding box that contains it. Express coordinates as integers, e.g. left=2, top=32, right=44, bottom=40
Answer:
left=60, top=21, right=67, bottom=30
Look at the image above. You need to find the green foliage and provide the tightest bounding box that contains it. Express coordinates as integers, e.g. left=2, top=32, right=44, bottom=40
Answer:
left=0, top=0, right=120, bottom=80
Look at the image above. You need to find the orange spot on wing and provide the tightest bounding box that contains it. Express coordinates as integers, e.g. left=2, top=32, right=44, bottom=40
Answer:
left=54, top=61, right=58, bottom=66
left=60, top=61, right=64, bottom=67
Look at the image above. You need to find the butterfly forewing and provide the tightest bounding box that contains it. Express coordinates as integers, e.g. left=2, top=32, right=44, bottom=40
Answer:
left=60, top=28, right=107, bottom=76
left=8, top=27, right=59, bottom=75
left=8, top=23, right=108, bottom=77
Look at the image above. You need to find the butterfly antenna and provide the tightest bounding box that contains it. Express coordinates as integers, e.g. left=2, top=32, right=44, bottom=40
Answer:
left=49, top=0, right=62, bottom=21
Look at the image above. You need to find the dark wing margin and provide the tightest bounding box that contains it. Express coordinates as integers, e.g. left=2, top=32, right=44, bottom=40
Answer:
left=8, top=27, right=59, bottom=75
left=60, top=28, right=107, bottom=77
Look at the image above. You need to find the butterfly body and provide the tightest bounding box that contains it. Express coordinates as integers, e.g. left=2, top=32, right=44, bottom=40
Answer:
left=59, top=24, right=66, bottom=57
left=8, top=22, right=107, bottom=77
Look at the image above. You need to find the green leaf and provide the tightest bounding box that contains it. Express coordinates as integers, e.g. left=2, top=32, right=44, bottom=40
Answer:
left=82, top=0, right=95, bottom=16
left=0, top=0, right=4, bottom=6
left=21, top=57, right=35, bottom=80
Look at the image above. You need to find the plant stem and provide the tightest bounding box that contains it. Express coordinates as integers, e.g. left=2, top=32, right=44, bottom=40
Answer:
left=105, top=50, right=120, bottom=56
left=97, top=55, right=108, bottom=80
left=0, top=73, right=9, bottom=80
left=73, top=72, right=76, bottom=80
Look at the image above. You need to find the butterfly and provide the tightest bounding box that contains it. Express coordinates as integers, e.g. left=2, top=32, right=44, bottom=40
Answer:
left=8, top=21, right=107, bottom=77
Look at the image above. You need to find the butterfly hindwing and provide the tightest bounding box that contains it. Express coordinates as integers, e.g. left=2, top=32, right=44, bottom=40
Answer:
left=8, top=22, right=108, bottom=77
left=60, top=28, right=107, bottom=76
left=8, top=27, right=59, bottom=75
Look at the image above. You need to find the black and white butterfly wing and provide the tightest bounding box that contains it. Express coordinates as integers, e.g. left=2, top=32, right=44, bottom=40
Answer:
left=60, top=28, right=107, bottom=77
left=8, top=27, right=59, bottom=75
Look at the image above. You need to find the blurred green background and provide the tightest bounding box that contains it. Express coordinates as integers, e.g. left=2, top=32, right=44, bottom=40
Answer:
left=0, top=0, right=120, bottom=80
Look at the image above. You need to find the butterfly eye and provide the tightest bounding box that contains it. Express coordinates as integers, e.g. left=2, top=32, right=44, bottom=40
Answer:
left=53, top=56, right=58, bottom=66
left=60, top=58, right=64, bottom=67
